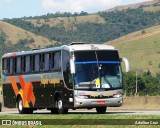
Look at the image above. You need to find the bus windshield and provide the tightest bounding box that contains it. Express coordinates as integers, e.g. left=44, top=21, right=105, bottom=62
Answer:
left=74, top=50, right=122, bottom=89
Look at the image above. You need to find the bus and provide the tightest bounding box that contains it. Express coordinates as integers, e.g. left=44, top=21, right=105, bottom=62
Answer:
left=1, top=43, right=129, bottom=114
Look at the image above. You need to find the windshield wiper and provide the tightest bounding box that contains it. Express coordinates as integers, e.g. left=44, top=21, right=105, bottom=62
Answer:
left=103, top=76, right=113, bottom=88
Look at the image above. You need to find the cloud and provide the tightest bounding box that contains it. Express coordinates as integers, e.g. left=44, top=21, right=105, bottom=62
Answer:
left=41, top=0, right=152, bottom=13
left=42, top=0, right=123, bottom=13
left=0, top=0, right=13, bottom=4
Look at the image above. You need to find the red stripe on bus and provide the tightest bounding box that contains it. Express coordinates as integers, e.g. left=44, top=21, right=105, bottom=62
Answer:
left=23, top=82, right=30, bottom=107
left=31, top=93, right=36, bottom=106
left=12, top=52, right=16, bottom=56
left=30, top=83, right=35, bottom=106
left=10, top=76, right=19, bottom=96
left=27, top=83, right=33, bottom=102
left=18, top=75, right=25, bottom=89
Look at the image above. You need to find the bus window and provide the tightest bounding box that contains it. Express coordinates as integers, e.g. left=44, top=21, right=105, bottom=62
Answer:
left=63, top=51, right=70, bottom=71
left=3, top=59, right=8, bottom=74
left=21, top=56, right=26, bottom=73
left=13, top=58, right=17, bottom=74
left=9, top=58, right=13, bottom=74
left=7, top=59, right=10, bottom=74
left=49, top=52, right=55, bottom=70
left=30, top=55, right=35, bottom=72
left=54, top=52, right=61, bottom=70
left=40, top=54, right=45, bottom=71
left=35, top=54, right=40, bottom=72
left=63, top=50, right=72, bottom=87
left=17, top=57, right=21, bottom=73
left=44, top=53, right=49, bottom=71
left=25, top=56, right=30, bottom=73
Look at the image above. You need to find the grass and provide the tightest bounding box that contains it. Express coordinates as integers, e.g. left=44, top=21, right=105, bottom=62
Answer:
left=0, top=114, right=160, bottom=128
left=26, top=14, right=106, bottom=30
left=143, top=6, right=160, bottom=12
left=107, top=25, right=160, bottom=74
left=0, top=21, right=56, bottom=49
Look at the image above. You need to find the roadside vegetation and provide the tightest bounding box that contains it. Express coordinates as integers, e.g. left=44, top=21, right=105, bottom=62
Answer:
left=3, top=8, right=160, bottom=45
left=0, top=114, right=160, bottom=128
left=123, top=71, right=160, bottom=96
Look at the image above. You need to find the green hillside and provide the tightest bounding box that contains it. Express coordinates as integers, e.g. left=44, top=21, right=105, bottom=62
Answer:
left=107, top=0, right=160, bottom=12
left=3, top=0, right=160, bottom=45
left=107, top=25, right=160, bottom=74
left=0, top=21, right=58, bottom=57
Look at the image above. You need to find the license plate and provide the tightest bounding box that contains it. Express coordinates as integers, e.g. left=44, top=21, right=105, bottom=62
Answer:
left=97, top=101, right=105, bottom=105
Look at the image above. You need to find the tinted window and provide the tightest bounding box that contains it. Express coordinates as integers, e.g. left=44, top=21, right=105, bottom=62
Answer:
left=63, top=51, right=70, bottom=71
left=54, top=52, right=61, bottom=70
left=40, top=54, right=45, bottom=71
left=44, top=53, right=49, bottom=71
left=13, top=58, right=17, bottom=74
left=74, top=50, right=119, bottom=62
left=2, top=58, right=9, bottom=74
left=26, top=56, right=30, bottom=73
left=17, top=57, right=21, bottom=73
left=35, top=54, right=40, bottom=72
left=10, top=58, right=13, bottom=74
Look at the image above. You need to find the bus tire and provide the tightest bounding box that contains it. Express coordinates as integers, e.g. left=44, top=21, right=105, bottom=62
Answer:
left=17, top=97, right=33, bottom=114
left=51, top=108, right=58, bottom=114
left=96, top=107, right=106, bottom=114
left=57, top=97, right=68, bottom=114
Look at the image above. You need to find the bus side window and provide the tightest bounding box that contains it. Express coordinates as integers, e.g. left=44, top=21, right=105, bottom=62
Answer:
left=63, top=51, right=70, bottom=71
left=54, top=52, right=61, bottom=70
left=40, top=54, right=45, bottom=71
left=7, top=59, right=10, bottom=74
left=35, top=54, right=40, bottom=72
left=25, top=56, right=30, bottom=73
left=30, top=55, right=35, bottom=72
left=44, top=53, right=49, bottom=71
left=21, top=56, right=26, bottom=73
left=13, top=58, right=17, bottom=74
left=10, top=58, right=13, bottom=74
left=49, top=52, right=54, bottom=70
left=3, top=59, right=6, bottom=74
left=17, top=57, right=21, bottom=74
left=3, top=58, right=9, bottom=74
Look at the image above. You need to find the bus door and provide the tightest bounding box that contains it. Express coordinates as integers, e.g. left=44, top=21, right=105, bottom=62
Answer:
left=62, top=50, right=74, bottom=108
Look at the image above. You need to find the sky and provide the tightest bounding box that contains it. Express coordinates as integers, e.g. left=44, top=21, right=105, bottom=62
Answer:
left=0, top=0, right=152, bottom=19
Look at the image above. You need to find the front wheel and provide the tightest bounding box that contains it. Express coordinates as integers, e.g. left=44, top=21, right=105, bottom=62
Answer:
left=17, top=97, right=33, bottom=114
left=96, top=107, right=107, bottom=114
left=57, top=97, right=68, bottom=114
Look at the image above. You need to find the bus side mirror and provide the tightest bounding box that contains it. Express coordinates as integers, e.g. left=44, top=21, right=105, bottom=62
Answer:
left=121, top=57, right=129, bottom=72
left=70, top=59, right=75, bottom=74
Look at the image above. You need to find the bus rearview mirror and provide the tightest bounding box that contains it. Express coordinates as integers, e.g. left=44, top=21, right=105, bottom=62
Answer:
left=121, top=57, right=130, bottom=72
left=70, top=59, right=75, bottom=74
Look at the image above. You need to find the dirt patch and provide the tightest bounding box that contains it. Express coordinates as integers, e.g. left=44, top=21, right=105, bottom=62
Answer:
left=109, top=96, right=160, bottom=110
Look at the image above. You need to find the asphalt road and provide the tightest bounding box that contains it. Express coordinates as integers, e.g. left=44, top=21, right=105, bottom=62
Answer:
left=0, top=109, right=160, bottom=115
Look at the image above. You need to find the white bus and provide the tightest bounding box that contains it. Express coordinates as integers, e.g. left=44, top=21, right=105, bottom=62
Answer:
left=1, top=43, right=129, bottom=114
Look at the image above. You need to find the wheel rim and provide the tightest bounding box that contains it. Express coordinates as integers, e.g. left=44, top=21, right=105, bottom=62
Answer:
left=58, top=99, right=63, bottom=110
left=19, top=99, right=23, bottom=111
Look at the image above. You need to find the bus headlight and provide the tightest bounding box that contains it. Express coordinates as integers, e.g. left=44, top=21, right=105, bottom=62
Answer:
left=113, top=93, right=122, bottom=98
left=77, top=95, right=88, bottom=99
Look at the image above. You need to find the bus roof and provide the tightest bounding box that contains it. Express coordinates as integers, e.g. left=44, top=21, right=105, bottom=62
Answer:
left=65, top=43, right=116, bottom=51
left=2, top=43, right=116, bottom=58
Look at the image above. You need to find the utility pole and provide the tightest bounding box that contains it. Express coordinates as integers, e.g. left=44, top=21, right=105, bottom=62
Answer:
left=135, top=71, right=138, bottom=95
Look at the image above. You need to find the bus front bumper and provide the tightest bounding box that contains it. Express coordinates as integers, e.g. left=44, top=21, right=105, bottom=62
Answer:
left=74, top=97, right=123, bottom=108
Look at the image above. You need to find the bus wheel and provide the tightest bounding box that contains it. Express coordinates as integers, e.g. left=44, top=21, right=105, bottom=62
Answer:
left=57, top=97, right=68, bottom=114
left=96, top=107, right=106, bottom=114
left=17, top=97, right=33, bottom=114
left=51, top=108, right=58, bottom=114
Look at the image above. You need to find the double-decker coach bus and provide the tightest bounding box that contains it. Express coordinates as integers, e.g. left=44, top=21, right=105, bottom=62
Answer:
left=1, top=43, right=129, bottom=114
